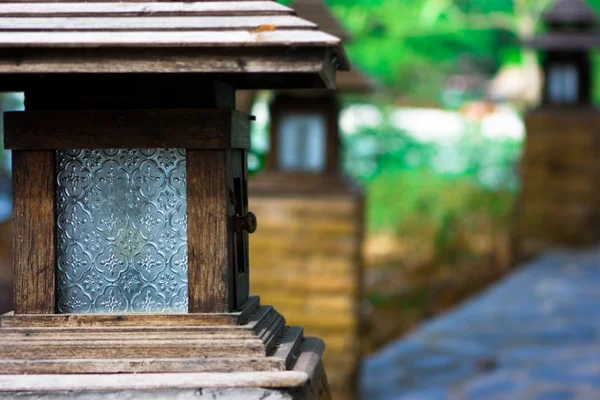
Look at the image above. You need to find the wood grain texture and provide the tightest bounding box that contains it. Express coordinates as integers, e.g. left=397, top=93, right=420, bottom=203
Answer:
left=4, top=109, right=250, bottom=150
left=0, top=2, right=294, bottom=17
left=0, top=49, right=329, bottom=75
left=187, top=150, right=232, bottom=313
left=0, top=16, right=316, bottom=31
left=0, top=371, right=311, bottom=392
left=1, top=297, right=260, bottom=328
left=0, top=304, right=302, bottom=376
left=2, top=313, right=234, bottom=328
left=12, top=151, right=55, bottom=315
left=0, top=30, right=338, bottom=48
left=0, top=0, right=349, bottom=85
left=0, top=340, right=266, bottom=360
left=0, top=357, right=285, bottom=375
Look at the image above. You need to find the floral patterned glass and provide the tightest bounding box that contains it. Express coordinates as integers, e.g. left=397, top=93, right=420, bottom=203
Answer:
left=56, top=149, right=188, bottom=313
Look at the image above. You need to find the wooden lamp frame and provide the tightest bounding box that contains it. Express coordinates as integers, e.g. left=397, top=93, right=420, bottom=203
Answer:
left=4, top=80, right=254, bottom=324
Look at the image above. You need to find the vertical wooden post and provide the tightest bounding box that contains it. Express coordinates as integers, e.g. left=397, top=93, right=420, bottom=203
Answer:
left=187, top=150, right=233, bottom=313
left=12, top=150, right=56, bottom=314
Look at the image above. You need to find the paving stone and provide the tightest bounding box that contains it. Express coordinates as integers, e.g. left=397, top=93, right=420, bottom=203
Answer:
left=361, top=248, right=600, bottom=399
left=534, top=390, right=576, bottom=400
left=394, top=387, right=448, bottom=400
left=465, top=376, right=520, bottom=400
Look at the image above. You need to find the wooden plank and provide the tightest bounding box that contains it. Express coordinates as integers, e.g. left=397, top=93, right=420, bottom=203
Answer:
left=187, top=150, right=232, bottom=314
left=12, top=151, right=55, bottom=314
left=1, top=313, right=239, bottom=328
left=0, top=50, right=328, bottom=74
left=0, top=357, right=285, bottom=375
left=0, top=16, right=316, bottom=31
left=0, top=340, right=266, bottom=359
left=4, top=109, right=250, bottom=150
left=0, top=2, right=294, bottom=17
left=1, top=301, right=267, bottom=330
left=0, top=330, right=258, bottom=341
left=0, top=30, right=340, bottom=48
left=0, top=371, right=310, bottom=392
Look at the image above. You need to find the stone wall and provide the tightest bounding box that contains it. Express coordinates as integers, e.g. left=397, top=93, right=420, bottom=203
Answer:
left=518, top=108, right=600, bottom=259
left=249, top=196, right=364, bottom=400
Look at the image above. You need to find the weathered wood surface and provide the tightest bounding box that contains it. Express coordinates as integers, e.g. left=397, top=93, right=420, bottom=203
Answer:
left=0, top=306, right=307, bottom=375
left=0, top=30, right=338, bottom=47
left=0, top=2, right=293, bottom=17
left=4, top=109, right=250, bottom=150
left=187, top=150, right=231, bottom=313
left=0, top=0, right=348, bottom=89
left=1, top=297, right=260, bottom=328
left=2, top=314, right=236, bottom=328
left=0, top=358, right=285, bottom=375
left=0, top=16, right=316, bottom=31
left=0, top=340, right=267, bottom=359
left=12, top=151, right=55, bottom=315
left=0, top=370, right=310, bottom=392
left=0, top=49, right=331, bottom=75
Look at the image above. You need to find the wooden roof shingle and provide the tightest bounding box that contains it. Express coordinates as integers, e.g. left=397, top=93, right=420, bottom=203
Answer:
left=0, top=1, right=349, bottom=90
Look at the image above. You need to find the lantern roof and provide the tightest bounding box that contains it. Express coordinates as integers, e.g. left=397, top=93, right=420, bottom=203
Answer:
left=337, top=68, right=376, bottom=93
left=544, top=0, right=597, bottom=26
left=526, top=0, right=600, bottom=50
left=289, top=0, right=375, bottom=92
left=0, top=1, right=349, bottom=90
left=290, top=0, right=351, bottom=42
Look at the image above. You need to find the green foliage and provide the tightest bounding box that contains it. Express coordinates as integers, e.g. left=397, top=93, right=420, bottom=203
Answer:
left=279, top=0, right=600, bottom=104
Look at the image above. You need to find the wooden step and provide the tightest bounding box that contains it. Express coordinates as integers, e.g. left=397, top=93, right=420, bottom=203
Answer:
left=0, top=357, right=285, bottom=375
left=0, top=300, right=305, bottom=375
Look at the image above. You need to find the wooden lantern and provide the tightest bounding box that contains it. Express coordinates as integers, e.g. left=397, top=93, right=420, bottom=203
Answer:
left=529, top=0, right=598, bottom=106
left=0, top=2, right=349, bottom=398
left=248, top=1, right=373, bottom=398
left=518, top=0, right=600, bottom=258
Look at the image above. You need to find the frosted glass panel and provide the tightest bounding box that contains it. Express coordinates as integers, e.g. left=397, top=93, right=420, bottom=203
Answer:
left=56, top=149, right=188, bottom=313
left=563, top=64, right=579, bottom=103
left=278, top=113, right=326, bottom=172
left=548, top=63, right=579, bottom=104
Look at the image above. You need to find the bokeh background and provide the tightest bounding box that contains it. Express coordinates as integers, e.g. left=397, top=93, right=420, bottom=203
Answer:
left=247, top=0, right=559, bottom=352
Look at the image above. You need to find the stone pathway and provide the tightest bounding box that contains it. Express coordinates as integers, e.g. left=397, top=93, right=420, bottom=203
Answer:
left=360, top=249, right=600, bottom=400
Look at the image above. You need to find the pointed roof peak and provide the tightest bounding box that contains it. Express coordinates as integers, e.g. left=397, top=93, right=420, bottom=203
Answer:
left=545, top=0, right=597, bottom=25
left=290, top=0, right=351, bottom=42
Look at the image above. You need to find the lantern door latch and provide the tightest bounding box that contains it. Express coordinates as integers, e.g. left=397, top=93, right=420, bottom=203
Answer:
left=234, top=212, right=257, bottom=234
